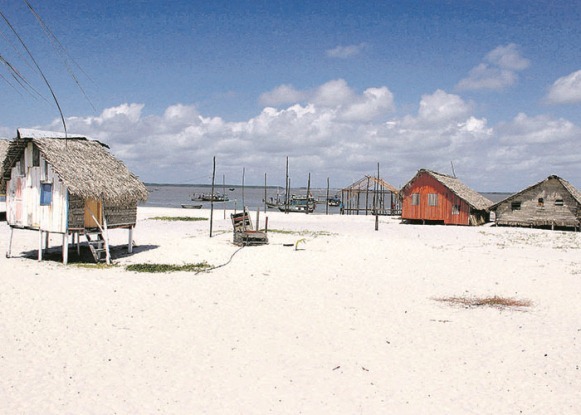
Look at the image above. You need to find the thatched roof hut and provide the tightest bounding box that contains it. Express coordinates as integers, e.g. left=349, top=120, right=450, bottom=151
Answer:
left=2, top=129, right=148, bottom=264
left=489, top=175, right=581, bottom=230
left=400, top=169, right=492, bottom=225
left=1, top=129, right=148, bottom=204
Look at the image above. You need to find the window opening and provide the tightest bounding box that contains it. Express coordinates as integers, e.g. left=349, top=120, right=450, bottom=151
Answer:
left=33, top=146, right=40, bottom=167
left=411, top=193, right=420, bottom=206
left=511, top=201, right=521, bottom=210
left=40, top=183, right=53, bottom=206
left=428, top=193, right=438, bottom=206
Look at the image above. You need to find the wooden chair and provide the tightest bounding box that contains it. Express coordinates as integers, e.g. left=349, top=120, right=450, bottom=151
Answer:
left=230, top=208, right=268, bottom=246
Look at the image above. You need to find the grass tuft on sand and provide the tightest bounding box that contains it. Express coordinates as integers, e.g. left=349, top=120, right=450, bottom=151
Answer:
left=126, top=262, right=212, bottom=273
left=150, top=216, right=207, bottom=222
left=435, top=295, right=532, bottom=310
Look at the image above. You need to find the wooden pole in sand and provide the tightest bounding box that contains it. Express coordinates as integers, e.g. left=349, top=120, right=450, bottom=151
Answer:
left=264, top=173, right=267, bottom=214
left=375, top=162, right=380, bottom=231
left=285, top=156, right=289, bottom=214
left=326, top=177, right=330, bottom=215
left=223, top=174, right=226, bottom=220
left=210, top=156, right=216, bottom=237
left=306, top=172, right=311, bottom=215
left=242, top=167, right=247, bottom=231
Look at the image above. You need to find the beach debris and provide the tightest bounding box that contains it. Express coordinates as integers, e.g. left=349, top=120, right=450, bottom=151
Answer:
left=295, top=238, right=307, bottom=250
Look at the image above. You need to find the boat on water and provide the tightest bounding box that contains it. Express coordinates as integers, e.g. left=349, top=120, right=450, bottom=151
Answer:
left=193, top=193, right=230, bottom=202
left=327, top=196, right=341, bottom=207
left=277, top=194, right=316, bottom=213
left=181, top=204, right=202, bottom=209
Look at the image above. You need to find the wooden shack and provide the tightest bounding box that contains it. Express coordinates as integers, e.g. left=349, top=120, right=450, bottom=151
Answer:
left=1, top=129, right=149, bottom=264
left=400, top=169, right=491, bottom=225
left=0, top=139, right=9, bottom=220
left=340, top=175, right=400, bottom=215
left=489, top=175, right=581, bottom=230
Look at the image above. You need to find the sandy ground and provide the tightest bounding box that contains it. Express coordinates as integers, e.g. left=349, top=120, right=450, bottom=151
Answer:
left=1, top=206, right=580, bottom=414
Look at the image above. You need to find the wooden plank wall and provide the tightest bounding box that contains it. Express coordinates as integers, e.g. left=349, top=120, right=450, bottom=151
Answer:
left=494, top=179, right=580, bottom=227
left=6, top=143, right=68, bottom=233
left=401, top=173, right=470, bottom=225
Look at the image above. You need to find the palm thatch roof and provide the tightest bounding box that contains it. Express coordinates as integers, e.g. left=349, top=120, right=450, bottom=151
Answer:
left=401, top=169, right=492, bottom=210
left=489, top=175, right=581, bottom=209
left=1, top=129, right=148, bottom=205
left=342, top=175, right=398, bottom=193
left=0, top=139, right=9, bottom=180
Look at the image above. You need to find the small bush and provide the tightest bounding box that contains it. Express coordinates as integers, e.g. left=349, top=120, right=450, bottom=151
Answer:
left=126, top=262, right=212, bottom=273
left=150, top=216, right=207, bottom=222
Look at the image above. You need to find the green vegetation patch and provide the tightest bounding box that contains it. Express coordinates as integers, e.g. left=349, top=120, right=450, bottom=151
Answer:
left=73, top=263, right=118, bottom=269
left=150, top=216, right=208, bottom=222
left=434, top=295, right=532, bottom=310
left=268, top=229, right=336, bottom=237
left=126, top=262, right=212, bottom=273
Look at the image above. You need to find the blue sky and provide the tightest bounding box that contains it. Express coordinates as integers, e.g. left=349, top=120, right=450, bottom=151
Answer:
left=1, top=0, right=581, bottom=191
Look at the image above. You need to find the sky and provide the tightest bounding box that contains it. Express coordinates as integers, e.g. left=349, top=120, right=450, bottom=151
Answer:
left=1, top=0, right=581, bottom=191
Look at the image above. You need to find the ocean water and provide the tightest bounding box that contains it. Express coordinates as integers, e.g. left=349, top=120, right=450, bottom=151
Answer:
left=140, top=184, right=510, bottom=214
left=140, top=184, right=344, bottom=214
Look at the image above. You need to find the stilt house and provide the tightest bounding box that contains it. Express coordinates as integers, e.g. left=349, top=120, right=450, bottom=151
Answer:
left=489, top=175, right=581, bottom=230
left=0, top=139, right=9, bottom=219
left=0, top=129, right=148, bottom=263
left=400, top=169, right=492, bottom=225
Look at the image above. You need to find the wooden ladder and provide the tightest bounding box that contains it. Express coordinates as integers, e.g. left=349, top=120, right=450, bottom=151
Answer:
left=86, top=232, right=106, bottom=263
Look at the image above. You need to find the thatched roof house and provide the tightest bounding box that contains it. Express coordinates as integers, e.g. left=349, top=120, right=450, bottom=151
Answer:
left=341, top=175, right=400, bottom=215
left=400, top=169, right=492, bottom=225
left=2, top=129, right=148, bottom=263
left=0, top=139, right=9, bottom=217
left=489, top=175, right=581, bottom=230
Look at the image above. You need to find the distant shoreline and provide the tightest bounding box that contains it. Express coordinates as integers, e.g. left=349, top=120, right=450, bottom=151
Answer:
left=144, top=183, right=514, bottom=200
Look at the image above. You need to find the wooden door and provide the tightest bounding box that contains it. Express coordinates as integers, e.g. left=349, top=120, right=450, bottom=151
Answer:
left=84, top=198, right=102, bottom=228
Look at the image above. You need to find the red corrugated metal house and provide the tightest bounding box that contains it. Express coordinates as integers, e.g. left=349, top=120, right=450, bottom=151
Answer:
left=400, top=169, right=492, bottom=225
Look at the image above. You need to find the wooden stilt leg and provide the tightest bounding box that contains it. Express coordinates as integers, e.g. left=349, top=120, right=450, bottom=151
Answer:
left=7, top=227, right=14, bottom=258
left=76, top=232, right=81, bottom=255
left=38, top=230, right=43, bottom=261
left=128, top=226, right=133, bottom=253
left=63, top=233, right=69, bottom=265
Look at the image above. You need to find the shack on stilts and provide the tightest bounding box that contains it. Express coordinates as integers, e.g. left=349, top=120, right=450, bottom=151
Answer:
left=340, top=175, right=400, bottom=215
left=1, top=129, right=148, bottom=264
left=0, top=139, right=9, bottom=220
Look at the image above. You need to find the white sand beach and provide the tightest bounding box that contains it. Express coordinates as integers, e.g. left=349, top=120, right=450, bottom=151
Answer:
left=1, top=207, right=580, bottom=414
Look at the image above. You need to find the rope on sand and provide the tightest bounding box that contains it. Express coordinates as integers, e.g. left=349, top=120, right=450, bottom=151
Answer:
left=196, top=246, right=245, bottom=273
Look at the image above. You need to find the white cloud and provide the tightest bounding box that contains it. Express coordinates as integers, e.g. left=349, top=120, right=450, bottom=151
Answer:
left=26, top=79, right=581, bottom=191
left=259, top=84, right=307, bottom=106
left=340, top=87, right=395, bottom=122
left=485, top=44, right=530, bottom=71
left=312, top=79, right=356, bottom=107
left=417, top=89, right=472, bottom=123
left=100, top=103, right=144, bottom=123
left=457, top=43, right=529, bottom=91
left=546, top=70, right=581, bottom=104
left=326, top=43, right=368, bottom=59
left=496, top=112, right=578, bottom=144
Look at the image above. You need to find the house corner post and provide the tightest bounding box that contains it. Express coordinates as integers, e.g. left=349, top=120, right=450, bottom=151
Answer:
left=38, top=230, right=43, bottom=261
left=128, top=226, right=134, bottom=253
left=62, top=233, right=69, bottom=265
